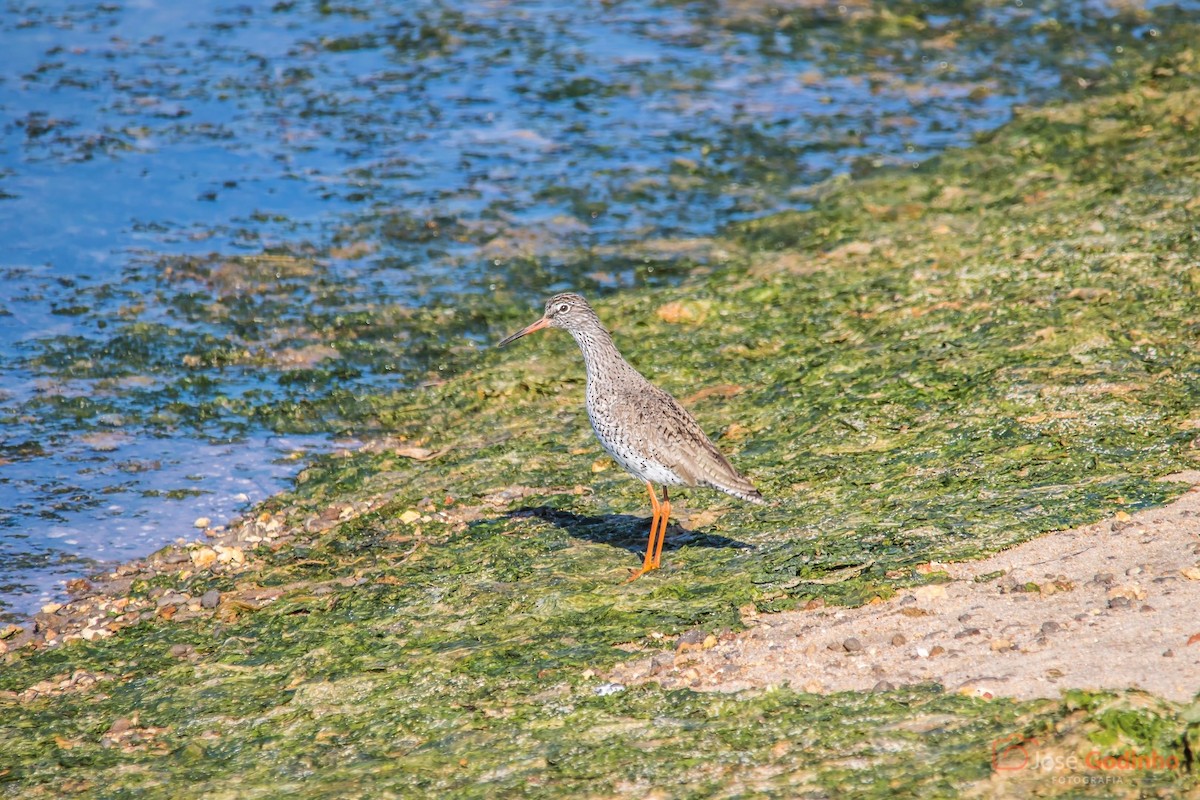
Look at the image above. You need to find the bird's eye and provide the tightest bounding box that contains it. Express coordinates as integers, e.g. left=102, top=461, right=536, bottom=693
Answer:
left=558, top=303, right=569, bottom=313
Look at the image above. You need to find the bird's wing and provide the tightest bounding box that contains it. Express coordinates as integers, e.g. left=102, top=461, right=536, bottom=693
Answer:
left=621, top=384, right=762, bottom=501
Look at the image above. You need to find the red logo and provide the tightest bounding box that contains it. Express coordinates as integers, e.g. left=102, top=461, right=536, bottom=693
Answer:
left=992, top=733, right=1039, bottom=771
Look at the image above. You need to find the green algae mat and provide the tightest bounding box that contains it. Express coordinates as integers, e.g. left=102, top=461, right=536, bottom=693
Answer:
left=5, top=42, right=1200, bottom=800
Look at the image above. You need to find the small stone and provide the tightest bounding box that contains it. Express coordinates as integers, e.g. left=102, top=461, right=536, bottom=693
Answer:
left=190, top=547, right=218, bottom=569
left=989, top=638, right=1014, bottom=652
left=108, top=718, right=132, bottom=734
left=1108, top=596, right=1131, bottom=610
left=160, top=550, right=190, bottom=565
left=41, top=602, right=63, bottom=615
left=1106, top=584, right=1145, bottom=602
left=168, top=643, right=194, bottom=658
left=928, top=645, right=946, bottom=657
left=954, top=627, right=982, bottom=639
left=1040, top=621, right=1062, bottom=634
left=200, top=590, right=220, bottom=609
left=842, top=637, right=863, bottom=652
left=1092, top=572, right=1115, bottom=586
left=872, top=680, right=895, bottom=692
left=193, top=517, right=211, bottom=529
left=891, top=634, right=907, bottom=646
left=214, top=545, right=245, bottom=566
left=65, top=578, right=93, bottom=594
left=1180, top=566, right=1200, bottom=581
left=675, top=628, right=707, bottom=652
left=156, top=593, right=187, bottom=608
left=398, top=509, right=421, bottom=525
left=80, top=627, right=111, bottom=641
left=1163, top=649, right=1175, bottom=658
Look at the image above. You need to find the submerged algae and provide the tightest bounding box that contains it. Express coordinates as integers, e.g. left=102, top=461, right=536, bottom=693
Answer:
left=4, top=40, right=1200, bottom=800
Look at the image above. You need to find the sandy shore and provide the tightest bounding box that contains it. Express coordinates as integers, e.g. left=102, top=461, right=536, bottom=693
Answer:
left=609, top=473, right=1200, bottom=702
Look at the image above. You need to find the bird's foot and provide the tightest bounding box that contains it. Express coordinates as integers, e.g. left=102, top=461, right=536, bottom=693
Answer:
left=624, top=564, right=659, bottom=583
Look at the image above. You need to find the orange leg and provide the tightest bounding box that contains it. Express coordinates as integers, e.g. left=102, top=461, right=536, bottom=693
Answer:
left=651, top=488, right=670, bottom=569
left=626, top=482, right=662, bottom=582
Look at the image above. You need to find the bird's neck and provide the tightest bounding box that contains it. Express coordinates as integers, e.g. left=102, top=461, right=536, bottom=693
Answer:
left=569, top=323, right=626, bottom=383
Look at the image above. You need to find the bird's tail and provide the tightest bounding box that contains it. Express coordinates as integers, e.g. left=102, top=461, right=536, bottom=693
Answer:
left=711, top=478, right=767, bottom=505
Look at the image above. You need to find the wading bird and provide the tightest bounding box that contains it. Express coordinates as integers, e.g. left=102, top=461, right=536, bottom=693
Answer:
left=498, top=293, right=764, bottom=580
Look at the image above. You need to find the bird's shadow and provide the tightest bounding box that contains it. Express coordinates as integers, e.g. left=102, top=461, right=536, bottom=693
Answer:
left=503, top=506, right=751, bottom=556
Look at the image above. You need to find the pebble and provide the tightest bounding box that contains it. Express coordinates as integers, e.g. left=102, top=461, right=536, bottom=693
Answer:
left=1040, top=621, right=1061, bottom=634
left=675, top=628, right=707, bottom=651
left=168, top=643, right=194, bottom=659
left=161, top=550, right=190, bottom=565
left=872, top=680, right=895, bottom=692
left=989, top=638, right=1014, bottom=652
left=1106, top=583, right=1146, bottom=602
left=842, top=637, right=863, bottom=652
left=891, top=634, right=907, bottom=646
left=190, top=547, right=218, bottom=569
left=1108, top=596, right=1131, bottom=610
left=1163, top=649, right=1175, bottom=658
left=156, top=593, right=188, bottom=609
left=193, top=517, right=211, bottom=529
left=200, top=589, right=221, bottom=609
left=954, top=627, right=981, bottom=639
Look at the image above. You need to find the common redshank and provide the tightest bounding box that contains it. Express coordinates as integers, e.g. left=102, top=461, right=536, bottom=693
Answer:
left=497, top=292, right=764, bottom=580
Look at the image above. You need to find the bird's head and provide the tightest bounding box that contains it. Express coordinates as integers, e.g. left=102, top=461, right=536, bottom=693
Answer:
left=497, top=292, right=596, bottom=346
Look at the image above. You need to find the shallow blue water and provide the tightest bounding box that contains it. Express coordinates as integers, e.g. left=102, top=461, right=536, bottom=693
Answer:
left=0, top=0, right=1188, bottom=617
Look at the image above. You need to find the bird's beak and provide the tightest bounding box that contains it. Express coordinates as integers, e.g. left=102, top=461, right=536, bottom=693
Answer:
left=496, top=316, right=550, bottom=347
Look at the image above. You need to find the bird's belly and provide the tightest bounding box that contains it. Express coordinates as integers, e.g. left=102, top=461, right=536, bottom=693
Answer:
left=604, top=448, right=681, bottom=484
left=587, top=407, right=685, bottom=486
